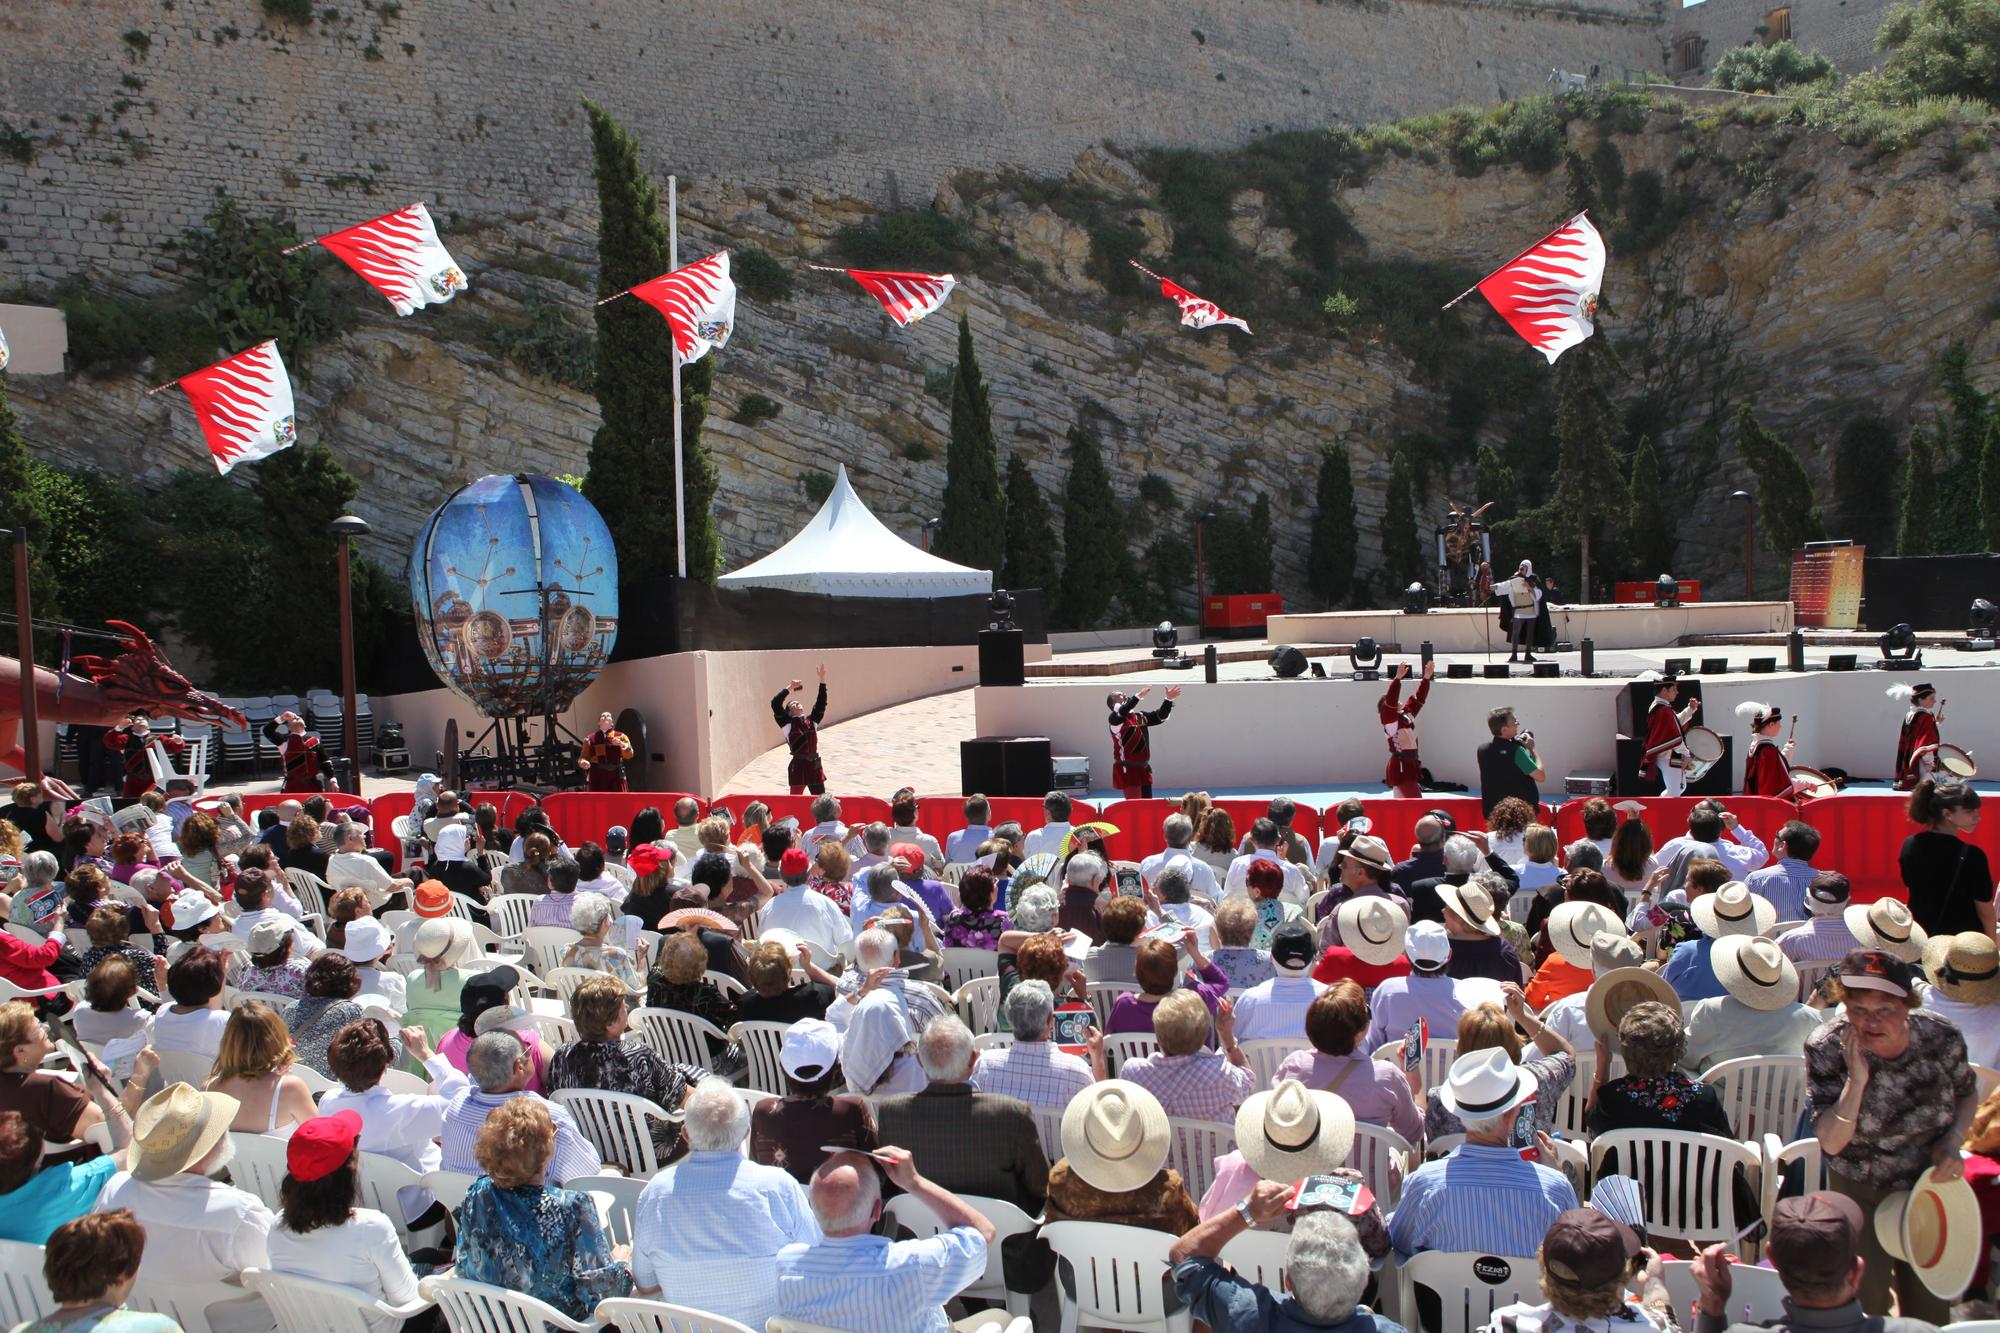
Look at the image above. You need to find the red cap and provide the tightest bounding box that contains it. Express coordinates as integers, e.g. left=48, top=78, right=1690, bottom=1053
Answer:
left=286, top=1109, right=362, bottom=1182
left=890, top=843, right=927, bottom=876
left=780, top=848, right=811, bottom=877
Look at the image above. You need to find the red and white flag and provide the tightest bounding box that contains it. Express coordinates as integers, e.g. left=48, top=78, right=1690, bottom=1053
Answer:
left=809, top=266, right=956, bottom=326
left=0, top=325, right=9, bottom=373
left=622, top=251, right=736, bottom=366
left=313, top=203, right=468, bottom=316
left=1468, top=213, right=1605, bottom=364
left=1130, top=261, right=1250, bottom=334
left=172, top=340, right=298, bottom=474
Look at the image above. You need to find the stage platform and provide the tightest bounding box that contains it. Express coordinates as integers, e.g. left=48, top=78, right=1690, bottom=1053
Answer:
left=974, top=643, right=2000, bottom=791
left=1264, top=600, right=1792, bottom=653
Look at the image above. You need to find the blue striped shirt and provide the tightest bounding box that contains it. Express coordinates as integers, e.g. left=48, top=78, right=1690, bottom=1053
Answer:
left=1745, top=858, right=1815, bottom=923
left=1387, top=1144, right=1577, bottom=1257
left=631, top=1152, right=821, bottom=1327
left=774, top=1228, right=987, bottom=1333
left=440, top=1088, right=602, bottom=1184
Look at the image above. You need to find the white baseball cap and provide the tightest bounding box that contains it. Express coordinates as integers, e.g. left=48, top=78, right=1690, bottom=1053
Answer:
left=780, top=1018, right=842, bottom=1081
left=1405, top=919, right=1451, bottom=969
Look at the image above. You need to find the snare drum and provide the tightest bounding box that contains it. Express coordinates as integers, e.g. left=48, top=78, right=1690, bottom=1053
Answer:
left=1937, top=743, right=1978, bottom=779
left=1679, top=726, right=1725, bottom=783
left=1788, top=766, right=1840, bottom=800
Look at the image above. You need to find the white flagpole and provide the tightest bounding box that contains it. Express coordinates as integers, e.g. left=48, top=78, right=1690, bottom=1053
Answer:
left=669, top=173, right=687, bottom=580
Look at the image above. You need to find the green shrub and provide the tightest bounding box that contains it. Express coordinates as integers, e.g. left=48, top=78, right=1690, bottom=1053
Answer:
left=733, top=247, right=793, bottom=303
left=1875, top=0, right=2000, bottom=103
left=121, top=29, right=151, bottom=55
left=1138, top=474, right=1178, bottom=509
left=898, top=438, right=935, bottom=461
left=490, top=301, right=595, bottom=392
left=1322, top=290, right=1361, bottom=326
left=0, top=122, right=33, bottom=165
left=261, top=0, right=313, bottom=20
left=57, top=284, right=216, bottom=379
left=835, top=209, right=983, bottom=270
left=923, top=367, right=954, bottom=404
left=733, top=392, right=781, bottom=425
left=801, top=470, right=835, bottom=506
left=180, top=195, right=349, bottom=367
left=1711, top=40, right=1838, bottom=91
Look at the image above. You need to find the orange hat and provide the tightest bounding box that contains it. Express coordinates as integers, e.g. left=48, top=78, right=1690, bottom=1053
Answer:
left=412, top=880, right=453, bottom=918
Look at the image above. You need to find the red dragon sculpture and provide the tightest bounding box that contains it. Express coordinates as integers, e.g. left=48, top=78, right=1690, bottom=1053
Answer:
left=0, top=620, right=247, bottom=777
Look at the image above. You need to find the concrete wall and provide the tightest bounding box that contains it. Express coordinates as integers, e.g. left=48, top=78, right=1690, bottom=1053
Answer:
left=0, top=0, right=1661, bottom=279
left=376, top=639, right=1049, bottom=795
left=975, top=668, right=1996, bottom=790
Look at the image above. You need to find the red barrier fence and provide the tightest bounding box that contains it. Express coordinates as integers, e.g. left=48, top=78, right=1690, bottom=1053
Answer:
left=229, top=787, right=1942, bottom=908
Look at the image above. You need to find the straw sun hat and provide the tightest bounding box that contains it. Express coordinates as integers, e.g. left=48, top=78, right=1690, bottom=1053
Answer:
left=1060, top=1080, right=1171, bottom=1194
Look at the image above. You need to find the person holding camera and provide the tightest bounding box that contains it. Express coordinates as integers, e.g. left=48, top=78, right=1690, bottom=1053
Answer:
left=262, top=710, right=332, bottom=793
left=1478, top=707, right=1544, bottom=815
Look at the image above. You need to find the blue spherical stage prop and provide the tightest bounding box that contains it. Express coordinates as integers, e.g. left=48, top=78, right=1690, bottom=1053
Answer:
left=409, top=473, right=619, bottom=721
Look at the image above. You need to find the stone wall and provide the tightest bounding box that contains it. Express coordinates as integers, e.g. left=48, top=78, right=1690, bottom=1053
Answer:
left=1, top=0, right=1660, bottom=278
left=1674, top=0, right=1892, bottom=80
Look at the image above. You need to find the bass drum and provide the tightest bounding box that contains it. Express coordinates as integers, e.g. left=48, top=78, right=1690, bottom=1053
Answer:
left=1788, top=766, right=1841, bottom=800
left=1937, top=742, right=1978, bottom=779
left=1681, top=725, right=1726, bottom=783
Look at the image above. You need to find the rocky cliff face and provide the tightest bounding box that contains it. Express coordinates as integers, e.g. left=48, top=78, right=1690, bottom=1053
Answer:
left=8, top=102, right=1998, bottom=609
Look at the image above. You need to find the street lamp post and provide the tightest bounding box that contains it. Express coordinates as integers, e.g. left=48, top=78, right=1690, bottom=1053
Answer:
left=328, top=515, right=370, bottom=797
left=1730, top=490, right=1755, bottom=600
left=1194, top=511, right=1217, bottom=634
left=921, top=517, right=941, bottom=553
left=6, top=529, right=37, bottom=783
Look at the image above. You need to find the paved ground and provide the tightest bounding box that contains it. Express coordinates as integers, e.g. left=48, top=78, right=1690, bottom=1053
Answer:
left=720, top=689, right=978, bottom=796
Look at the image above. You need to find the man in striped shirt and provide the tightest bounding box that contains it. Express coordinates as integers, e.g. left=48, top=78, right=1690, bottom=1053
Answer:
left=439, top=1030, right=602, bottom=1183
left=1387, top=1048, right=1576, bottom=1257
left=1776, top=872, right=1863, bottom=964
left=774, top=1145, right=996, bottom=1333
left=971, top=980, right=1095, bottom=1109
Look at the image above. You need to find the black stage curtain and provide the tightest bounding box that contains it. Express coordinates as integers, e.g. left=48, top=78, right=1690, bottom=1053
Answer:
left=1860, top=555, right=2000, bottom=631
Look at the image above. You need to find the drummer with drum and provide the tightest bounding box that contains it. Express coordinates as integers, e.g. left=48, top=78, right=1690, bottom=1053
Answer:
left=1736, top=701, right=1798, bottom=798
left=1636, top=670, right=1704, bottom=796
left=1890, top=682, right=1974, bottom=789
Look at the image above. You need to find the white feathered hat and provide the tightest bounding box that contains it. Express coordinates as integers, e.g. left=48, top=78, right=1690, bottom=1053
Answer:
left=1735, top=700, right=1781, bottom=727
left=1886, top=683, right=1937, bottom=704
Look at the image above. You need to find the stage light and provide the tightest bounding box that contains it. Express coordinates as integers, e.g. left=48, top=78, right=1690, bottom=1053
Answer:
left=1701, top=657, right=1729, bottom=675
left=1878, top=622, right=1922, bottom=670
left=1665, top=657, right=1692, bottom=676
left=1447, top=662, right=1474, bottom=679
left=1532, top=661, right=1560, bottom=678
left=1350, top=636, right=1382, bottom=681
left=1827, top=653, right=1858, bottom=671
left=1150, top=621, right=1185, bottom=665
left=1484, top=663, right=1511, bottom=679
left=1402, top=582, right=1430, bottom=615
left=1748, top=657, right=1776, bottom=674
left=1654, top=574, right=1680, bottom=608
left=988, top=588, right=1015, bottom=631
left=1969, top=598, right=1997, bottom=649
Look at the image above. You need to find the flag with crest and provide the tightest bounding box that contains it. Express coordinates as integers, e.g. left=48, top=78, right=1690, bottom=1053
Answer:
left=1469, top=213, right=1605, bottom=363
left=313, top=202, right=468, bottom=316
left=624, top=251, right=736, bottom=366
left=808, top=266, right=957, bottom=326
left=172, top=341, right=298, bottom=474
left=1130, top=261, right=1250, bottom=334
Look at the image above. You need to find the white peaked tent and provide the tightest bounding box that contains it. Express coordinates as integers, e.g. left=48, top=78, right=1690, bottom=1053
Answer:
left=718, top=464, right=994, bottom=598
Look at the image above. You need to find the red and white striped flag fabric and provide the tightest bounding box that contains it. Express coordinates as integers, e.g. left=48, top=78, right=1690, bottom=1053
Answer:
left=0, top=325, right=9, bottom=373
left=174, top=340, right=298, bottom=474
left=1472, top=213, right=1605, bottom=364
left=624, top=251, right=736, bottom=366
left=1130, top=261, right=1250, bottom=334
left=314, top=203, right=468, bottom=316
left=809, top=266, right=957, bottom=326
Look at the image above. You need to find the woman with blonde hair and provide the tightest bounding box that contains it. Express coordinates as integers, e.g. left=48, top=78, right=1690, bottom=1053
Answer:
left=1208, top=898, right=1273, bottom=990
left=175, top=812, right=222, bottom=888
left=1425, top=983, right=1574, bottom=1145
left=325, top=886, right=371, bottom=952
left=207, top=1001, right=318, bottom=1133
left=645, top=932, right=735, bottom=1056
left=281, top=816, right=329, bottom=878
left=808, top=838, right=854, bottom=913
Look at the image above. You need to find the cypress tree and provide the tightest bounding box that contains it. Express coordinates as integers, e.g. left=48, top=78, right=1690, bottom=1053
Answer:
left=1474, top=444, right=1517, bottom=518
left=1306, top=443, right=1358, bottom=608
left=1899, top=430, right=1938, bottom=555
left=1830, top=412, right=1902, bottom=551
left=1980, top=417, right=2000, bottom=553
left=0, top=376, right=55, bottom=622
left=1516, top=351, right=1625, bottom=596
left=1379, top=449, right=1424, bottom=593
left=935, top=314, right=1005, bottom=571
left=1056, top=424, right=1123, bottom=628
left=1244, top=493, right=1274, bottom=592
left=1735, top=406, right=1826, bottom=560
left=248, top=444, right=360, bottom=684
left=1000, top=453, right=1059, bottom=596
left=1626, top=437, right=1675, bottom=578
left=580, top=99, right=721, bottom=584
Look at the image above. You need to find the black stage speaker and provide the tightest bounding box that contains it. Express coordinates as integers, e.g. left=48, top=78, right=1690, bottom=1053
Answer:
left=959, top=735, right=1053, bottom=797
left=978, top=628, right=1026, bottom=686
left=1269, top=645, right=1309, bottom=679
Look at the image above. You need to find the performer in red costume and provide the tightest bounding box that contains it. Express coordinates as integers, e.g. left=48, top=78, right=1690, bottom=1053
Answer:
left=1736, top=700, right=1796, bottom=798
left=773, top=664, right=829, bottom=796
left=577, top=711, right=633, bottom=792
left=101, top=711, right=184, bottom=798
left=1378, top=660, right=1434, bottom=798
left=262, top=710, right=332, bottom=793
left=1891, top=682, right=1943, bottom=790
left=1109, top=685, right=1181, bottom=798
left=1636, top=670, right=1700, bottom=796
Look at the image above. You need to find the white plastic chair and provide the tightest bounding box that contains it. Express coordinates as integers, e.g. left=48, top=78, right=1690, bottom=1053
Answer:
left=1031, top=1102, right=1066, bottom=1163
left=226, top=1130, right=292, bottom=1210
left=569, top=1172, right=648, bottom=1247
left=626, top=1007, right=727, bottom=1067
left=154, top=1045, right=216, bottom=1090
left=484, top=893, right=540, bottom=939
left=1085, top=981, right=1141, bottom=1028
left=520, top=926, right=582, bottom=977
left=1660, top=1259, right=1791, bottom=1325
left=242, top=1268, right=433, bottom=1333
left=424, top=1275, right=593, bottom=1333
left=379, top=1067, right=430, bottom=1095
left=1349, top=1121, right=1416, bottom=1210
left=1760, top=1134, right=1828, bottom=1224
left=422, top=1168, right=479, bottom=1214
left=727, top=1020, right=793, bottom=1095
left=356, top=1150, right=430, bottom=1250
left=126, top=1276, right=265, bottom=1333
left=1237, top=1038, right=1303, bottom=1088
left=1040, top=1219, right=1193, bottom=1333
left=550, top=1087, right=677, bottom=1177
left=1398, top=1250, right=1541, bottom=1333
left=525, top=1011, right=579, bottom=1047
left=940, top=947, right=1000, bottom=990
left=882, top=1192, right=1037, bottom=1318
left=955, top=976, right=1001, bottom=1034
left=1372, top=1037, right=1457, bottom=1094
left=973, top=1032, right=1015, bottom=1052
left=1795, top=957, right=1838, bottom=1000
left=1217, top=1226, right=1292, bottom=1292
left=545, top=966, right=612, bottom=1004
left=1590, top=1129, right=1764, bottom=1254
left=703, top=970, right=747, bottom=1000
left=230, top=989, right=296, bottom=1013
left=1701, top=1055, right=1810, bottom=1142
left=1102, top=1031, right=1159, bottom=1075
left=0, top=1239, right=54, bottom=1326
left=1162, top=1115, right=1235, bottom=1203
left=1976, top=1065, right=2000, bottom=1102
left=283, top=869, right=332, bottom=920
left=593, top=1296, right=756, bottom=1333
